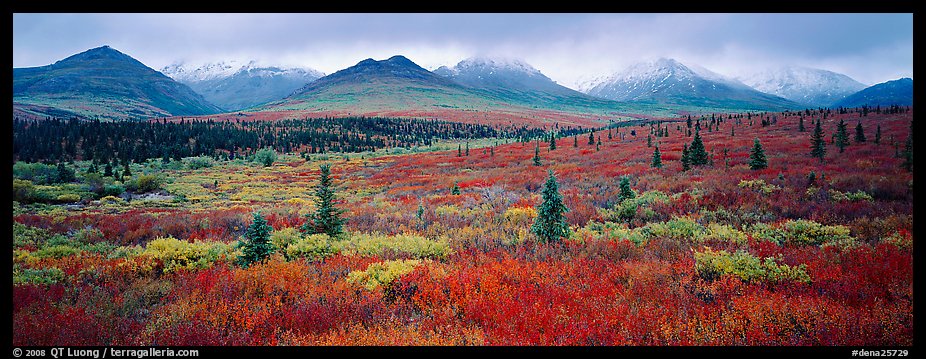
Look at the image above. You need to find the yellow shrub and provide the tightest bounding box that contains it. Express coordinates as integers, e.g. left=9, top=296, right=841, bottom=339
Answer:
left=346, top=259, right=423, bottom=290
left=271, top=227, right=303, bottom=252
left=503, top=206, right=537, bottom=225
left=142, top=237, right=235, bottom=273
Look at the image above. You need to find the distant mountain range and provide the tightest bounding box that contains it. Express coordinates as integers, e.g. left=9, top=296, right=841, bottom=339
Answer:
left=833, top=78, right=913, bottom=108
left=11, top=46, right=913, bottom=122
left=161, top=61, right=324, bottom=111
left=259, top=55, right=631, bottom=115
left=581, top=58, right=801, bottom=111
left=13, top=46, right=221, bottom=119
left=738, top=66, right=867, bottom=107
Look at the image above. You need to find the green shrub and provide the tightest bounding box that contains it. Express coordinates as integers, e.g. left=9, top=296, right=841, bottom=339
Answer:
left=749, top=219, right=855, bottom=247
left=56, top=193, right=81, bottom=203
left=185, top=156, right=215, bottom=170
left=33, top=245, right=82, bottom=259
left=738, top=179, right=780, bottom=194
left=344, top=232, right=452, bottom=258
left=285, top=233, right=336, bottom=261
left=14, top=267, right=65, bottom=285
left=254, top=148, right=278, bottom=167
left=13, top=222, right=53, bottom=248
left=127, top=174, right=164, bottom=193
left=605, top=190, right=669, bottom=222
left=13, top=179, right=37, bottom=202
left=694, top=249, right=810, bottom=284
left=72, top=226, right=105, bottom=243
left=702, top=223, right=749, bottom=245
left=346, top=259, right=423, bottom=290
left=270, top=227, right=304, bottom=252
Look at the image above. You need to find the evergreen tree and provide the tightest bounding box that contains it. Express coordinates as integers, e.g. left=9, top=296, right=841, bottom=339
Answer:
left=799, top=117, right=805, bottom=132
left=618, top=176, right=635, bottom=202
left=465, top=142, right=470, bottom=156
left=902, top=122, right=913, bottom=171
left=681, top=144, right=691, bottom=171
left=490, top=146, right=495, bottom=157
left=854, top=122, right=866, bottom=143
left=56, top=163, right=76, bottom=183
left=731, top=126, right=735, bottom=137
left=238, top=211, right=275, bottom=268
left=549, top=133, right=557, bottom=150
left=457, top=144, right=462, bottom=157
left=451, top=182, right=461, bottom=195
left=103, top=162, right=113, bottom=177
left=810, top=119, right=827, bottom=162
left=531, top=170, right=569, bottom=243
left=749, top=138, right=768, bottom=170
left=875, top=125, right=882, bottom=145
left=573, top=135, right=578, bottom=148
left=835, top=119, right=850, bottom=153
left=588, top=131, right=595, bottom=145
left=651, top=146, right=663, bottom=168
left=688, top=129, right=709, bottom=166
left=807, top=171, right=816, bottom=186
left=303, top=164, right=345, bottom=237
left=533, top=142, right=542, bottom=166
left=122, top=163, right=131, bottom=178
left=647, top=135, right=652, bottom=147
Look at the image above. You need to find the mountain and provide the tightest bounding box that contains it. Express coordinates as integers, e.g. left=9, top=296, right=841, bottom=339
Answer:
left=738, top=66, right=866, bottom=107
left=260, top=55, right=499, bottom=112
left=161, top=61, right=324, bottom=111
left=833, top=78, right=913, bottom=108
left=433, top=57, right=580, bottom=98
left=584, top=58, right=801, bottom=111
left=13, top=46, right=222, bottom=119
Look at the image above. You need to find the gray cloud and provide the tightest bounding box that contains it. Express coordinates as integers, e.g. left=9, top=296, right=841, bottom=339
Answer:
left=13, top=13, right=912, bottom=88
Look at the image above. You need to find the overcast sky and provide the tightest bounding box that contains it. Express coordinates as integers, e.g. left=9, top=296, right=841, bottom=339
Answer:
left=13, top=13, right=913, bottom=88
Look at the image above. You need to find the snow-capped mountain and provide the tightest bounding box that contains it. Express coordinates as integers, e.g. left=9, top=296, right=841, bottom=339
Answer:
left=833, top=77, right=912, bottom=108
left=585, top=58, right=800, bottom=111
left=738, top=66, right=867, bottom=107
left=161, top=61, right=324, bottom=111
left=434, top=56, right=596, bottom=102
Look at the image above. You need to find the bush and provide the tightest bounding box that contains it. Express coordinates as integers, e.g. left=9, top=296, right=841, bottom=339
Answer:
left=503, top=206, right=537, bottom=226
left=603, top=190, right=669, bottom=222
left=738, top=179, right=780, bottom=194
left=749, top=219, right=855, bottom=247
left=694, top=249, right=810, bottom=284
left=13, top=179, right=36, bottom=202
left=142, top=237, right=236, bottom=273
left=344, top=232, right=452, bottom=258
left=56, top=193, right=81, bottom=203
left=13, top=222, right=53, bottom=248
left=101, top=184, right=126, bottom=197
left=346, top=259, right=423, bottom=290
left=13, top=267, right=65, bottom=285
left=270, top=227, right=303, bottom=252
left=703, top=223, right=749, bottom=246
left=33, top=245, right=82, bottom=259
left=72, top=226, right=105, bottom=243
left=13, top=162, right=58, bottom=184
left=185, top=156, right=215, bottom=170
left=285, top=234, right=336, bottom=261
left=254, top=148, right=278, bottom=167
left=127, top=174, right=164, bottom=193
left=100, top=195, right=124, bottom=205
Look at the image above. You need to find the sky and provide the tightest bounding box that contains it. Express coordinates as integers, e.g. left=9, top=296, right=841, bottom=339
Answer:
left=13, top=13, right=913, bottom=88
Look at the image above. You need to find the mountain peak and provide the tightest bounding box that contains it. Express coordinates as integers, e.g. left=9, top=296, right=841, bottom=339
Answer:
left=386, top=55, right=415, bottom=65
left=739, top=66, right=866, bottom=106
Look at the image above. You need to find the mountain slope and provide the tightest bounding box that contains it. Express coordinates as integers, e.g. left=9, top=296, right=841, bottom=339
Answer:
left=432, top=56, right=623, bottom=110
left=13, top=46, right=222, bottom=119
left=739, top=66, right=866, bottom=107
left=833, top=78, right=913, bottom=108
left=585, top=58, right=801, bottom=111
left=162, top=61, right=324, bottom=111
left=261, top=55, right=513, bottom=113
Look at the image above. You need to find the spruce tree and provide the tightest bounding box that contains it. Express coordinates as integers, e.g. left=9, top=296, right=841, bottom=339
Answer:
left=854, top=122, right=866, bottom=143
left=689, top=129, right=709, bottom=166
left=810, top=119, right=826, bottom=162
left=651, top=146, right=663, bottom=168
left=103, top=162, right=113, bottom=177
left=681, top=144, right=691, bottom=171
left=618, top=176, right=635, bottom=202
left=874, top=125, right=881, bottom=145
left=450, top=182, right=461, bottom=195
left=573, top=135, right=578, bottom=148
left=465, top=142, right=470, bottom=156
left=749, top=138, right=768, bottom=170
left=303, top=164, right=345, bottom=237
left=807, top=171, right=816, bottom=186
left=799, top=116, right=805, bottom=132
left=531, top=170, right=569, bottom=243
left=835, top=119, right=850, bottom=153
left=549, top=133, right=557, bottom=150
left=238, top=211, right=275, bottom=267
left=533, top=142, right=542, bottom=166
left=902, top=124, right=913, bottom=172
left=458, top=144, right=462, bottom=157
left=647, top=135, right=652, bottom=147
left=588, top=131, right=595, bottom=145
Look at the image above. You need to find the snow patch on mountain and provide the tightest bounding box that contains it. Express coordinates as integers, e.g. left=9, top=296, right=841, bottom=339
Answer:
left=737, top=66, right=866, bottom=106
